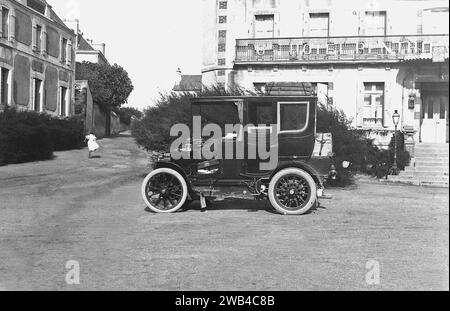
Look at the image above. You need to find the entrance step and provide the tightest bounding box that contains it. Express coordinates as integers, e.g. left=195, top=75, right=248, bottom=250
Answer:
left=387, top=143, right=449, bottom=187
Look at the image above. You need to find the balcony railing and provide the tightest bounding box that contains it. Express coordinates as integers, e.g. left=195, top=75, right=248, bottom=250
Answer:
left=235, top=34, right=449, bottom=63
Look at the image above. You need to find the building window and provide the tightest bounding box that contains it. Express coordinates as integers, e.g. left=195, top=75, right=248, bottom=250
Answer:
left=309, top=13, right=330, bottom=37
left=60, top=87, right=67, bottom=116
left=219, top=1, right=228, bottom=9
left=33, top=78, right=42, bottom=112
left=219, top=16, right=227, bottom=24
left=254, top=15, right=274, bottom=38
left=27, top=0, right=46, bottom=15
left=218, top=58, right=226, bottom=65
left=218, top=30, right=227, bottom=38
left=365, top=11, right=386, bottom=36
left=1, top=7, right=9, bottom=39
left=1, top=68, right=9, bottom=106
left=363, top=82, right=385, bottom=127
left=35, top=25, right=42, bottom=52
left=217, top=70, right=226, bottom=76
left=218, top=44, right=226, bottom=52
left=61, top=38, right=68, bottom=63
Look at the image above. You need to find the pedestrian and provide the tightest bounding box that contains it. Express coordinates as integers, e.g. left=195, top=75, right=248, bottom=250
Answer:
left=85, top=132, right=100, bottom=159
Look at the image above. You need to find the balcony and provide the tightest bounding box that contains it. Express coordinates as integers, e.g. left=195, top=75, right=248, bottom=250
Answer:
left=235, top=34, right=449, bottom=64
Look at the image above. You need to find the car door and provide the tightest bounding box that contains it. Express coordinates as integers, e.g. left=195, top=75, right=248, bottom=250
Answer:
left=277, top=99, right=316, bottom=159
left=245, top=99, right=276, bottom=173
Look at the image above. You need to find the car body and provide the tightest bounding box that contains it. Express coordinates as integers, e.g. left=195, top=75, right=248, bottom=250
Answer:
left=142, top=87, right=337, bottom=215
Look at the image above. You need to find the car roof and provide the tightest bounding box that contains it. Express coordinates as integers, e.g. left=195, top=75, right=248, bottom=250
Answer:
left=191, top=96, right=317, bottom=103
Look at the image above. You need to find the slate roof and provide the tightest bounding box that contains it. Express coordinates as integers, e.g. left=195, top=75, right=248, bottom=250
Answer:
left=173, top=75, right=203, bottom=92
left=78, top=35, right=96, bottom=51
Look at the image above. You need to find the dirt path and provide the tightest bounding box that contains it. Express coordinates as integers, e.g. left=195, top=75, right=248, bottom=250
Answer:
left=0, top=135, right=448, bottom=291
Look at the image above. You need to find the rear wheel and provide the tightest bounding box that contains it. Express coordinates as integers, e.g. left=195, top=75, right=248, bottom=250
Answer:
left=141, top=168, right=188, bottom=213
left=269, top=168, right=317, bottom=215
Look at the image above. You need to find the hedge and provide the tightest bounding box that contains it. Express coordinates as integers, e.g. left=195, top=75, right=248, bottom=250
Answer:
left=0, top=108, right=85, bottom=166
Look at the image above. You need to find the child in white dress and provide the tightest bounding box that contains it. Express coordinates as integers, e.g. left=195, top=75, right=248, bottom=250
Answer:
left=85, top=132, right=100, bottom=158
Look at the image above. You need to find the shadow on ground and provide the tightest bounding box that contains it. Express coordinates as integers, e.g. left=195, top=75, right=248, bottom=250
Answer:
left=144, top=197, right=329, bottom=215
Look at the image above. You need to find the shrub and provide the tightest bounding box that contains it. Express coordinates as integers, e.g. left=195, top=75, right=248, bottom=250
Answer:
left=0, top=108, right=85, bottom=166
left=44, top=115, right=85, bottom=151
left=0, top=108, right=53, bottom=165
left=116, top=107, right=144, bottom=126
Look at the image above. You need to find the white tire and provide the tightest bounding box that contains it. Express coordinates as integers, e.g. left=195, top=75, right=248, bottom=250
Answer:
left=141, top=168, right=188, bottom=213
left=269, top=168, right=317, bottom=215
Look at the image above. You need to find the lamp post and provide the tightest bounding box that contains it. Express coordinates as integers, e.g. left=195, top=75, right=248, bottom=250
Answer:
left=391, top=110, right=401, bottom=175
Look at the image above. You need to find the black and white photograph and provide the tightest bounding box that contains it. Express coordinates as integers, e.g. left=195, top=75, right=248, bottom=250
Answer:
left=0, top=0, right=448, bottom=298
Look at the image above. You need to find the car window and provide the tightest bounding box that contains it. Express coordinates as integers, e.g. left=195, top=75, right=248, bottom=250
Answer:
left=194, top=102, right=241, bottom=138
left=278, top=102, right=309, bottom=133
left=248, top=102, right=273, bottom=126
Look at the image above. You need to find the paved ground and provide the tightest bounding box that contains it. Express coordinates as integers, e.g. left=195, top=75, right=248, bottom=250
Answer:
left=0, top=133, right=448, bottom=291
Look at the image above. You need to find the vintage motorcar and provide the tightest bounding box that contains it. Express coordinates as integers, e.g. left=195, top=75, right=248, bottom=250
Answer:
left=141, top=84, right=338, bottom=215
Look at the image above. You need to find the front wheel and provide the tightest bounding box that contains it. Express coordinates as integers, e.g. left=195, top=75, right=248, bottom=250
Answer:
left=268, top=168, right=317, bottom=215
left=141, top=168, right=188, bottom=213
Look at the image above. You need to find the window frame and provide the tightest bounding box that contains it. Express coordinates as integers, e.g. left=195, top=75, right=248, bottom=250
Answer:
left=364, top=11, right=387, bottom=36
left=362, top=82, right=385, bottom=127
left=219, top=1, right=228, bottom=10
left=309, top=12, right=330, bottom=37
left=59, top=86, right=68, bottom=117
left=277, top=101, right=310, bottom=134
left=34, top=23, right=42, bottom=53
left=61, top=37, right=68, bottom=63
left=0, top=67, right=10, bottom=106
left=1, top=6, right=10, bottom=39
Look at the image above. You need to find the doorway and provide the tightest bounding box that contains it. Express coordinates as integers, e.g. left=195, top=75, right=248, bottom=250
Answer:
left=421, top=93, right=449, bottom=143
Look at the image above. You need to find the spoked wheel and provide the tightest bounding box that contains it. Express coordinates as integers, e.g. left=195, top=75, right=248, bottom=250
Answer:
left=269, top=168, right=317, bottom=215
left=141, top=168, right=188, bottom=213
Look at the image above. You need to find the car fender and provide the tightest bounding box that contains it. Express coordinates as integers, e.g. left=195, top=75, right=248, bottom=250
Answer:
left=153, top=161, right=198, bottom=200
left=270, top=161, right=325, bottom=188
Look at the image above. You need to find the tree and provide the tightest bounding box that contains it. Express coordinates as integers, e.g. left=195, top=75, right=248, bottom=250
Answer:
left=76, top=62, right=134, bottom=136
left=116, top=107, right=143, bottom=125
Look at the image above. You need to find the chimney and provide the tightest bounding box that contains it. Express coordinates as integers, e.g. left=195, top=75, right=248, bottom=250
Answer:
left=101, top=43, right=106, bottom=56
left=175, top=68, right=182, bottom=85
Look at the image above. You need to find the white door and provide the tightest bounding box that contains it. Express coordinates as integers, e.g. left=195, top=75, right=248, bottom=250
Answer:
left=254, top=15, right=274, bottom=38
left=421, top=95, right=449, bottom=143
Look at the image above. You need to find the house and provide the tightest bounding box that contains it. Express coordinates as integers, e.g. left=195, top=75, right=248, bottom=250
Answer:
left=68, top=31, right=121, bottom=137
left=173, top=68, right=202, bottom=94
left=202, top=0, right=449, bottom=186
left=0, top=0, right=76, bottom=117
left=76, top=34, right=108, bottom=65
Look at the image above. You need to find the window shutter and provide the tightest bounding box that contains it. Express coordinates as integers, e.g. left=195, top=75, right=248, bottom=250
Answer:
left=386, top=12, right=391, bottom=35
left=0, top=7, right=3, bottom=39
left=383, top=82, right=390, bottom=127
left=303, top=13, right=310, bottom=37
left=417, top=10, right=423, bottom=35
left=356, top=81, right=364, bottom=127
left=358, top=11, right=365, bottom=36
left=32, top=24, right=37, bottom=50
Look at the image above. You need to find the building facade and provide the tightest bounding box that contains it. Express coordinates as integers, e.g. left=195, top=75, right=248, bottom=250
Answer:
left=202, top=0, right=449, bottom=148
left=0, top=0, right=75, bottom=117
